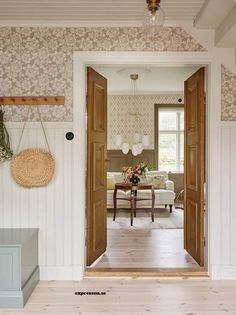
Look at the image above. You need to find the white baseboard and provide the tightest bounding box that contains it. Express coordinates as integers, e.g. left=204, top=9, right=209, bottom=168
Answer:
left=40, top=265, right=84, bottom=280
left=211, top=265, right=236, bottom=280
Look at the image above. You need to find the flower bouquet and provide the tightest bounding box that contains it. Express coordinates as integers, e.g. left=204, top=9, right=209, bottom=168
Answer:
left=122, top=162, right=152, bottom=185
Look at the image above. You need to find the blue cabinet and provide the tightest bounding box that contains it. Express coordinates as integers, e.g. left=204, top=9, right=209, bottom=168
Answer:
left=0, top=229, right=39, bottom=308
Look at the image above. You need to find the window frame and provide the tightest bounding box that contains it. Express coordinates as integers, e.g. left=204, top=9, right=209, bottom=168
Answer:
left=154, top=104, right=184, bottom=173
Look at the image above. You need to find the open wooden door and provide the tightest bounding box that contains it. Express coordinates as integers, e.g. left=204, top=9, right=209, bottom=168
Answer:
left=86, top=67, right=107, bottom=266
left=184, top=67, right=205, bottom=266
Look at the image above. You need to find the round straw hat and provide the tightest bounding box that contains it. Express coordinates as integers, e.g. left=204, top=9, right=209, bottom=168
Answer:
left=11, top=148, right=55, bottom=188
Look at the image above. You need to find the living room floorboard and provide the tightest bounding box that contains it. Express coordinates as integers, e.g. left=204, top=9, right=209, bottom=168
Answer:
left=92, top=228, right=201, bottom=269
left=2, top=279, right=236, bottom=315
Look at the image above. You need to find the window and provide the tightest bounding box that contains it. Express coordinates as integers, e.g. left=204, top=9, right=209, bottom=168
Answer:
left=157, top=107, right=184, bottom=172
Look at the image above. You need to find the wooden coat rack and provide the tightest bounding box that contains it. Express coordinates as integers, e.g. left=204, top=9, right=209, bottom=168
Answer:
left=0, top=96, right=65, bottom=106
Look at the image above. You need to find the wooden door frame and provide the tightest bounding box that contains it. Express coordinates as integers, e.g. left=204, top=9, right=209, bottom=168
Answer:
left=73, top=51, right=222, bottom=280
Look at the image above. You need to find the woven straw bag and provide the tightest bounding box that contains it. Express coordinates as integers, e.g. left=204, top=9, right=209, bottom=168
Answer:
left=11, top=148, right=55, bottom=188
left=11, top=107, right=55, bottom=188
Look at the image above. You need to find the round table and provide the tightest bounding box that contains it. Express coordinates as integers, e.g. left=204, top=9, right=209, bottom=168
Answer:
left=113, top=182, right=155, bottom=226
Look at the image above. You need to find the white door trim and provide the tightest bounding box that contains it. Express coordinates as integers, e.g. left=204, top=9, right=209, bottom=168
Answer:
left=73, top=51, right=222, bottom=280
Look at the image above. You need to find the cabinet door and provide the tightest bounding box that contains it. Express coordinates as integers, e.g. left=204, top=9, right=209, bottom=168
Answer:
left=0, top=247, right=21, bottom=290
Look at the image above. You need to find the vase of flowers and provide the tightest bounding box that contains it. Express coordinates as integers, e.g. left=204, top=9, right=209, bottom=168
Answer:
left=122, top=162, right=151, bottom=185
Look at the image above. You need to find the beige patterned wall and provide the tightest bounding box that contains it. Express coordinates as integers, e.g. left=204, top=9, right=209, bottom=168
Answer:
left=0, top=27, right=205, bottom=122
left=108, top=94, right=183, bottom=149
left=221, top=65, right=236, bottom=121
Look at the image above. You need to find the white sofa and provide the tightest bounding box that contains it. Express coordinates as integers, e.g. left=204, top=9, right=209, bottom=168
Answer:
left=107, top=170, right=175, bottom=212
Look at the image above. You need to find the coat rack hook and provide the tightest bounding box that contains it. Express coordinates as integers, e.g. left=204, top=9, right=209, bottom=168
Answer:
left=0, top=96, right=65, bottom=106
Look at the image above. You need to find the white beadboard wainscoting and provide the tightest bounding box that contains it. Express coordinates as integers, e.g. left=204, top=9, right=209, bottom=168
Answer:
left=218, top=122, right=236, bottom=279
left=1, top=120, right=236, bottom=280
left=0, top=122, right=81, bottom=280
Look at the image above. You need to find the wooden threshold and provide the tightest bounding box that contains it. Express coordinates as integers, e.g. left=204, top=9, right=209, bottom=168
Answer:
left=85, top=267, right=208, bottom=278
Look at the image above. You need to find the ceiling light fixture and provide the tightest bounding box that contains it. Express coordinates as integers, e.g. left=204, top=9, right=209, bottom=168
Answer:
left=143, top=0, right=165, bottom=32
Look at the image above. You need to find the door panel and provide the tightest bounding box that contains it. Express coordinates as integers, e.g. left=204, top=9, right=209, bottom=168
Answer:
left=93, top=143, right=106, bottom=191
left=92, top=200, right=106, bottom=251
left=87, top=67, right=107, bottom=266
left=94, top=84, right=106, bottom=132
left=184, top=67, right=205, bottom=266
left=187, top=145, right=198, bottom=191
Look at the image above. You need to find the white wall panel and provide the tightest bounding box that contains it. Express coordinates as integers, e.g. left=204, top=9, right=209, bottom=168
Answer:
left=221, top=123, right=236, bottom=275
left=229, top=128, right=236, bottom=265
left=0, top=122, right=74, bottom=277
left=221, top=127, right=231, bottom=265
left=2, top=121, right=236, bottom=279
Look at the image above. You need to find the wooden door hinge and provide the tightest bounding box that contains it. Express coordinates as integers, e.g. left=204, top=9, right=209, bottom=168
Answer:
left=204, top=94, right=206, bottom=106
left=203, top=237, right=206, bottom=247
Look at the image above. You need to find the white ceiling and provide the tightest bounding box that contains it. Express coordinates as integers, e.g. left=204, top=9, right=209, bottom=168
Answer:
left=1, top=0, right=235, bottom=51
left=0, top=0, right=206, bottom=26
left=92, top=65, right=200, bottom=94
left=195, top=0, right=236, bottom=48
left=195, top=0, right=235, bottom=29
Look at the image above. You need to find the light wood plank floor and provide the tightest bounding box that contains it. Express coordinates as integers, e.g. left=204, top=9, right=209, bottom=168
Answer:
left=1, top=279, right=236, bottom=314
left=92, top=229, right=201, bottom=269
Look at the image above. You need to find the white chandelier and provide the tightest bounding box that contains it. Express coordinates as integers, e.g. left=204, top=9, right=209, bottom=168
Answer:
left=115, top=74, right=150, bottom=156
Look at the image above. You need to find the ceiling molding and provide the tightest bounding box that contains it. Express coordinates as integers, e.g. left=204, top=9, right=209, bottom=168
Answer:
left=0, top=19, right=194, bottom=28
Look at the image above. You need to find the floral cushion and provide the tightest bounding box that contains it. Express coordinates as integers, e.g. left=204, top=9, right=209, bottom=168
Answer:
left=147, top=171, right=168, bottom=181
left=107, top=175, right=116, bottom=190
left=151, top=175, right=166, bottom=189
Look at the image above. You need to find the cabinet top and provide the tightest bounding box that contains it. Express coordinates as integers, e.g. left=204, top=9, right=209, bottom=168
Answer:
left=0, top=229, right=38, bottom=246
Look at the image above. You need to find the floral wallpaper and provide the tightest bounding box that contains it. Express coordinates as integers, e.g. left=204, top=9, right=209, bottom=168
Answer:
left=0, top=27, right=205, bottom=122
left=221, top=65, right=236, bottom=121
left=108, top=94, right=183, bottom=150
